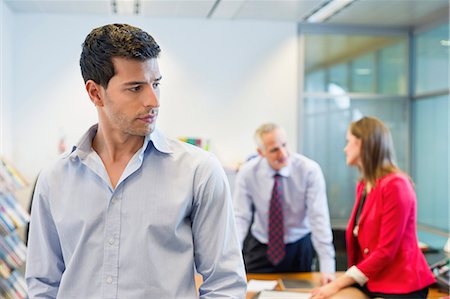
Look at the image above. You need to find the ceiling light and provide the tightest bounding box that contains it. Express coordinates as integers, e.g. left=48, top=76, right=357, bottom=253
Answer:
left=440, top=40, right=450, bottom=47
left=307, top=0, right=355, bottom=23
left=355, top=68, right=371, bottom=75
left=112, top=0, right=140, bottom=15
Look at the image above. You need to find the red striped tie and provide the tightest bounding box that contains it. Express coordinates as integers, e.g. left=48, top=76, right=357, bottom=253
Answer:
left=267, top=174, right=285, bottom=265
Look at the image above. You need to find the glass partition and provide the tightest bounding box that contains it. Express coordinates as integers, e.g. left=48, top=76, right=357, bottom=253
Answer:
left=378, top=42, right=407, bottom=95
left=300, top=20, right=448, bottom=244
left=328, top=63, right=349, bottom=92
left=412, top=23, right=449, bottom=236
left=415, top=24, right=450, bottom=94
left=412, top=95, right=449, bottom=232
left=350, top=53, right=375, bottom=93
left=302, top=32, right=409, bottom=223
left=304, top=97, right=408, bottom=221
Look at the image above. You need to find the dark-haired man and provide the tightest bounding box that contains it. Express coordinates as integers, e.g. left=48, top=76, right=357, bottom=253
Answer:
left=26, top=24, right=246, bottom=298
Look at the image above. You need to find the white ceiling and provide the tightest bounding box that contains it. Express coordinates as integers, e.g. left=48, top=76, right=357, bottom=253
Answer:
left=3, top=0, right=449, bottom=27
left=4, top=0, right=448, bottom=72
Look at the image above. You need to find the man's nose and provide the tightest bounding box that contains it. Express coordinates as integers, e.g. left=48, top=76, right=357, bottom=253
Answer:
left=143, top=86, right=159, bottom=108
left=279, top=147, right=288, bottom=158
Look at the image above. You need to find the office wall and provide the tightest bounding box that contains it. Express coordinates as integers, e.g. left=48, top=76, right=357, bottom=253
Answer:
left=0, top=2, right=13, bottom=157
left=8, top=14, right=298, bottom=180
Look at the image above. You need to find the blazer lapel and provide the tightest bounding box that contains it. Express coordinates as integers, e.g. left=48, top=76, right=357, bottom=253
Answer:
left=357, top=189, right=373, bottom=226
left=349, top=183, right=364, bottom=229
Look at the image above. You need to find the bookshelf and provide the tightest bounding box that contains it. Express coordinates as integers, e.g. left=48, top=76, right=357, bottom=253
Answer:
left=0, top=157, right=29, bottom=299
left=178, top=137, right=210, bottom=151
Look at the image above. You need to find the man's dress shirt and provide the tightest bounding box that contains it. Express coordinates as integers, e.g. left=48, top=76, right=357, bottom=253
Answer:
left=26, top=125, right=247, bottom=298
left=233, top=154, right=335, bottom=273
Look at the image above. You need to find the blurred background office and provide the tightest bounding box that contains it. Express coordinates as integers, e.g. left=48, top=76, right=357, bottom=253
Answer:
left=0, top=0, right=448, bottom=254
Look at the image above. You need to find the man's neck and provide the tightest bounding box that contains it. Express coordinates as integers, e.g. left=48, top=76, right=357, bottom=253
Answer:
left=92, top=124, right=146, bottom=189
left=92, top=125, right=145, bottom=163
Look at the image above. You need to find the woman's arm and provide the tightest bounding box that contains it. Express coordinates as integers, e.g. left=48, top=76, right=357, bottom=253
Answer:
left=310, top=273, right=356, bottom=299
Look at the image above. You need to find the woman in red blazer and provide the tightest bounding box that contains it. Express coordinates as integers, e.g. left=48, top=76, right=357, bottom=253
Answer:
left=311, top=117, right=435, bottom=299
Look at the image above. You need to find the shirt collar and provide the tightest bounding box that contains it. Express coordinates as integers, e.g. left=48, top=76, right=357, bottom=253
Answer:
left=68, top=124, right=173, bottom=161
left=261, top=156, right=292, bottom=178
left=67, top=124, right=97, bottom=161
left=148, top=127, right=173, bottom=155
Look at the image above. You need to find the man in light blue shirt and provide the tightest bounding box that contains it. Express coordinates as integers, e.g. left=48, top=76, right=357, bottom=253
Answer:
left=233, top=123, right=335, bottom=285
left=26, top=23, right=246, bottom=299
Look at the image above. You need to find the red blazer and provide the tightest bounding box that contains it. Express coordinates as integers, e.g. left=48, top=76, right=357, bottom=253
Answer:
left=346, top=173, right=435, bottom=293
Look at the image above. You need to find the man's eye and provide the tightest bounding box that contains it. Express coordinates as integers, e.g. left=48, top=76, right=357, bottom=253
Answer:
left=130, top=86, right=141, bottom=92
left=153, top=82, right=160, bottom=88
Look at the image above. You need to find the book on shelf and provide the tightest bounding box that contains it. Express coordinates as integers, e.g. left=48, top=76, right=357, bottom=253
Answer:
left=0, top=156, right=30, bottom=299
left=0, top=194, right=30, bottom=230
left=178, top=137, right=210, bottom=151
left=0, top=158, right=27, bottom=194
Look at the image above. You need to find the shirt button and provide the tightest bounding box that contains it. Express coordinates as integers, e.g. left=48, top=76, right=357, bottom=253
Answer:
left=364, top=248, right=369, bottom=254
left=111, top=197, right=117, bottom=204
left=106, top=276, right=113, bottom=284
left=109, top=238, right=115, bottom=245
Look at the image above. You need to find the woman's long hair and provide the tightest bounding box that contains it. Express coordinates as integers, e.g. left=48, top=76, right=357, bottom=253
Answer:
left=349, top=116, right=399, bottom=187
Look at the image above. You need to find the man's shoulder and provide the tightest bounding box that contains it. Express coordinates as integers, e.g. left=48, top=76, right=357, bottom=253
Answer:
left=34, top=151, right=75, bottom=190
left=291, top=153, right=321, bottom=170
left=161, top=137, right=223, bottom=173
left=237, top=156, right=262, bottom=174
left=42, top=150, right=73, bottom=173
left=38, top=124, right=94, bottom=178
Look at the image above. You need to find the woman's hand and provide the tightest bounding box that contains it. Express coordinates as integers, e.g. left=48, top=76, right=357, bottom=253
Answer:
left=310, top=281, right=340, bottom=299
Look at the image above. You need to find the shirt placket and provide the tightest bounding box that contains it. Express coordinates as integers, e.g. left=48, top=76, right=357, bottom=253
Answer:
left=102, top=188, right=123, bottom=299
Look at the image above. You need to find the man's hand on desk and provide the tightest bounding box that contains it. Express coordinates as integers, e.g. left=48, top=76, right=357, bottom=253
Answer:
left=320, top=272, right=335, bottom=285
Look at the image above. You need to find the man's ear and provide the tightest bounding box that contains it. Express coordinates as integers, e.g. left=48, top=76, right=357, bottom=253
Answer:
left=257, top=147, right=264, bottom=157
left=85, top=80, right=104, bottom=107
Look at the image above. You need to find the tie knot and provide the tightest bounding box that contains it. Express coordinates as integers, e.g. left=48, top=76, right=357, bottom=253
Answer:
left=273, top=174, right=282, bottom=188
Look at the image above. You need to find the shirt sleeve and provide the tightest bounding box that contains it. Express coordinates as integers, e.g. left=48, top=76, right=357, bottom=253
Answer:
left=25, top=173, right=65, bottom=299
left=305, top=163, right=336, bottom=273
left=191, top=155, right=247, bottom=299
left=345, top=265, right=368, bottom=286
left=232, top=167, right=254, bottom=248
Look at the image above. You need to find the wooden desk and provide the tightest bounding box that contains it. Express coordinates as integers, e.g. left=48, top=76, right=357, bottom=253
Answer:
left=246, top=272, right=320, bottom=299
left=196, top=272, right=449, bottom=299
left=246, top=272, right=449, bottom=299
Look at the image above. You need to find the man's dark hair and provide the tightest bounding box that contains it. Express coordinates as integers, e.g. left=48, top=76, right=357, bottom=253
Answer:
left=80, top=23, right=161, bottom=88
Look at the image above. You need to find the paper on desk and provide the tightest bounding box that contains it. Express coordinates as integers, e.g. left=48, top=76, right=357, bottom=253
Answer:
left=257, top=290, right=310, bottom=299
left=247, top=279, right=278, bottom=292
